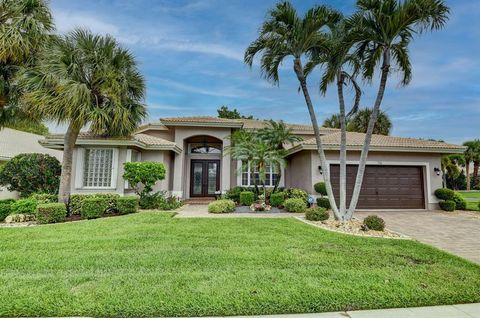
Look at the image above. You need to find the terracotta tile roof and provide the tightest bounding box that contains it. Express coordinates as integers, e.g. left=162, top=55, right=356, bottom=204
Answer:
left=290, top=131, right=465, bottom=153
left=161, top=116, right=243, bottom=124
left=134, top=133, right=176, bottom=146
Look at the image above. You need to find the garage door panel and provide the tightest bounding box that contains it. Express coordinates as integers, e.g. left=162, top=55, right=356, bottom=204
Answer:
left=330, top=165, right=425, bottom=209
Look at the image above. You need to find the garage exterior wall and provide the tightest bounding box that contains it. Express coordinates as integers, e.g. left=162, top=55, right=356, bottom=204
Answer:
left=285, top=150, right=442, bottom=210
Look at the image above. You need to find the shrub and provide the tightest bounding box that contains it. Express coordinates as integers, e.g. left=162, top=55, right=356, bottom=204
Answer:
left=240, top=191, right=255, bottom=206
left=285, top=188, right=308, bottom=202
left=305, top=207, right=329, bottom=221
left=0, top=153, right=61, bottom=197
left=225, top=186, right=244, bottom=202
left=81, top=198, right=109, bottom=219
left=157, top=195, right=183, bottom=211
left=314, top=182, right=327, bottom=196
left=0, top=198, right=16, bottom=205
left=316, top=197, right=331, bottom=209
left=138, top=191, right=162, bottom=209
left=208, top=199, right=236, bottom=213
left=0, top=201, right=13, bottom=221
left=123, top=161, right=166, bottom=199
left=69, top=193, right=119, bottom=215
left=439, top=200, right=455, bottom=212
left=452, top=192, right=466, bottom=210
left=10, top=198, right=37, bottom=215
left=270, top=192, right=285, bottom=207
left=434, top=188, right=454, bottom=201
left=116, top=197, right=139, bottom=215
left=35, top=203, right=67, bottom=224
left=363, top=215, right=386, bottom=231
left=284, top=198, right=307, bottom=213
left=29, top=193, right=57, bottom=204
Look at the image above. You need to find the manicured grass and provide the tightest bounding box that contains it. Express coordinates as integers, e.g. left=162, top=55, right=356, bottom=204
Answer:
left=1, top=212, right=479, bottom=317
left=457, top=191, right=480, bottom=211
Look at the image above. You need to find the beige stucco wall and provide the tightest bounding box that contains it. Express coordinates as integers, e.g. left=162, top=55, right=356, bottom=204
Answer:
left=286, top=150, right=443, bottom=210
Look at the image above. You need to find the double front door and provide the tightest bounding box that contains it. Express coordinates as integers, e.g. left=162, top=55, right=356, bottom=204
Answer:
left=190, top=160, right=220, bottom=197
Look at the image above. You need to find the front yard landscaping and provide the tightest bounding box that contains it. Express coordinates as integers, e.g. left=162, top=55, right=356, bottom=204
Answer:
left=457, top=191, right=480, bottom=211
left=0, top=212, right=479, bottom=317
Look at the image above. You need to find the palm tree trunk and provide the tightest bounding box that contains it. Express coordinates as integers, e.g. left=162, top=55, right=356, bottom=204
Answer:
left=273, top=163, right=281, bottom=193
left=58, top=124, right=81, bottom=204
left=474, top=161, right=479, bottom=189
left=466, top=160, right=470, bottom=191
left=346, top=49, right=391, bottom=219
left=337, top=73, right=347, bottom=215
left=293, top=58, right=340, bottom=219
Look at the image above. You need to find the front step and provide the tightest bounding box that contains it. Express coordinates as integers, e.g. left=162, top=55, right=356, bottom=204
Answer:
left=184, top=198, right=215, bottom=205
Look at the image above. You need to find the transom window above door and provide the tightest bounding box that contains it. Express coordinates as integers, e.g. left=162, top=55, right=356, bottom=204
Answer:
left=189, top=143, right=222, bottom=154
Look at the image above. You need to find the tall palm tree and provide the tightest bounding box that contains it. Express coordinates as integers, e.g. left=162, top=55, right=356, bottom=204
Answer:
left=462, top=141, right=478, bottom=191
left=257, top=120, right=302, bottom=192
left=0, top=0, right=54, bottom=126
left=245, top=1, right=344, bottom=219
left=18, top=29, right=147, bottom=203
left=348, top=108, right=392, bottom=135
left=345, top=0, right=449, bottom=218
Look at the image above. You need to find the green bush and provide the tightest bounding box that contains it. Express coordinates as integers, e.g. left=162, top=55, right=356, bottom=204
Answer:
left=29, top=193, right=57, bottom=204
left=314, top=182, right=327, bottom=195
left=10, top=198, right=37, bottom=215
left=69, top=193, right=119, bottom=215
left=123, top=161, right=166, bottom=199
left=284, top=198, right=307, bottom=213
left=285, top=188, right=308, bottom=202
left=0, top=153, right=61, bottom=197
left=434, top=188, right=454, bottom=201
left=157, top=195, right=183, bottom=210
left=439, top=200, right=455, bottom=212
left=270, top=192, right=285, bottom=207
left=81, top=198, right=109, bottom=219
left=225, top=186, right=244, bottom=202
left=363, top=215, right=386, bottom=231
left=316, top=197, right=331, bottom=209
left=0, top=201, right=13, bottom=221
left=0, top=199, right=15, bottom=204
left=35, top=203, right=67, bottom=224
left=208, top=199, right=236, bottom=213
left=452, top=192, right=466, bottom=210
left=240, top=191, right=255, bottom=206
left=116, top=197, right=139, bottom=215
left=306, top=207, right=329, bottom=221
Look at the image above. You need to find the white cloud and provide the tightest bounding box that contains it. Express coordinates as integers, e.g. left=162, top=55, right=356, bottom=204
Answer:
left=53, top=9, right=119, bottom=35
left=154, top=78, right=245, bottom=98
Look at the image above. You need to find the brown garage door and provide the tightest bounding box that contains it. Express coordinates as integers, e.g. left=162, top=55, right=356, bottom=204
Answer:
left=330, top=165, right=425, bottom=209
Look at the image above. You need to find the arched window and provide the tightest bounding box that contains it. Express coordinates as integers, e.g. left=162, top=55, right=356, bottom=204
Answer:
left=190, top=143, right=222, bottom=154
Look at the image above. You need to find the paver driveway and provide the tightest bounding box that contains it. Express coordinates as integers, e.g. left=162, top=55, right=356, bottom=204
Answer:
left=356, top=211, right=480, bottom=263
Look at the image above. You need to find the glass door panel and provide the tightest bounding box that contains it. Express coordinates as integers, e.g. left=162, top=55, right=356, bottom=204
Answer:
left=192, top=162, right=204, bottom=196
left=207, top=162, right=218, bottom=195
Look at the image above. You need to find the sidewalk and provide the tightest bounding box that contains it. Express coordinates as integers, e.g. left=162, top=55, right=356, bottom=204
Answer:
left=218, top=303, right=480, bottom=318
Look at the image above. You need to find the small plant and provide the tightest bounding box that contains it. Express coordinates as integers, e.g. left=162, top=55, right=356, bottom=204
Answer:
left=208, top=199, right=236, bottom=213
left=116, top=197, right=139, bottom=215
left=158, top=195, right=183, bottom=210
left=439, top=200, right=455, bottom=212
left=270, top=192, right=285, bottom=207
left=434, top=188, right=454, bottom=201
left=225, top=186, right=244, bottom=202
left=363, top=215, right=386, bottom=231
left=452, top=192, right=466, bottom=210
left=29, top=193, right=57, bottom=204
left=240, top=191, right=255, bottom=206
left=285, top=188, right=308, bottom=202
left=35, top=203, right=67, bottom=224
left=284, top=198, right=307, bottom=213
left=313, top=182, right=327, bottom=196
left=10, top=198, right=37, bottom=215
left=305, top=207, right=329, bottom=221
left=81, top=198, right=109, bottom=219
left=0, top=201, right=13, bottom=221
left=316, top=197, right=331, bottom=209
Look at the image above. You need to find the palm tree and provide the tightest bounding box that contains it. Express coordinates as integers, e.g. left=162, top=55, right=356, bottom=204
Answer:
left=463, top=140, right=480, bottom=190
left=0, top=0, right=54, bottom=126
left=245, top=1, right=344, bottom=219
left=18, top=29, right=147, bottom=203
left=348, top=108, right=392, bottom=135
left=257, top=120, right=302, bottom=192
left=322, top=114, right=341, bottom=129
left=345, top=0, right=450, bottom=218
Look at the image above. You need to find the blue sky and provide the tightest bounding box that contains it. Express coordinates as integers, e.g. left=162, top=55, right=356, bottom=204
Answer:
left=50, top=0, right=479, bottom=144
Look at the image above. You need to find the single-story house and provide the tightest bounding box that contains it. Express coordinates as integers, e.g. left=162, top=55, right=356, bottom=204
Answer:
left=0, top=127, right=63, bottom=199
left=41, top=116, right=464, bottom=210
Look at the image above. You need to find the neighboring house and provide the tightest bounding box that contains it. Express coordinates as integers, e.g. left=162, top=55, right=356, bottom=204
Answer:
left=40, top=116, right=464, bottom=210
left=0, top=128, right=63, bottom=199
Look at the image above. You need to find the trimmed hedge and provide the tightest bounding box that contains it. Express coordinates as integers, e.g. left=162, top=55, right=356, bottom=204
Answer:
left=35, top=203, right=67, bottom=224
left=314, top=182, right=327, bottom=196
left=306, top=207, right=329, bottom=221
left=434, top=188, right=454, bottom=201
left=285, top=188, right=308, bottom=202
left=270, top=192, right=285, bottom=207
left=29, top=193, right=57, bottom=204
left=284, top=198, right=307, bottom=213
left=452, top=192, right=466, bottom=210
left=10, top=198, right=37, bottom=215
left=81, top=198, right=109, bottom=219
left=117, top=197, right=139, bottom=215
left=316, top=197, right=331, bottom=209
left=363, top=215, right=386, bottom=231
left=439, top=200, right=455, bottom=212
left=208, top=199, right=236, bottom=213
left=240, top=191, right=254, bottom=206
left=70, top=193, right=119, bottom=215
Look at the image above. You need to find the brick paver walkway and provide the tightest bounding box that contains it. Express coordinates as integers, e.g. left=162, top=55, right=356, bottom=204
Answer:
left=356, top=210, right=480, bottom=263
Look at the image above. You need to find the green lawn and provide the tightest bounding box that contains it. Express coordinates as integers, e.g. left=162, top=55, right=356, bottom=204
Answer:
left=457, top=191, right=480, bottom=211
left=1, top=213, right=479, bottom=317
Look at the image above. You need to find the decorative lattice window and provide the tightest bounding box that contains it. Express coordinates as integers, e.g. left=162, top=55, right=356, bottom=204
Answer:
left=83, top=148, right=114, bottom=188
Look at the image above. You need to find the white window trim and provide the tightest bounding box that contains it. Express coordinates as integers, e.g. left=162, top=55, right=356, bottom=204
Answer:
left=237, top=160, right=283, bottom=188
left=77, top=147, right=118, bottom=190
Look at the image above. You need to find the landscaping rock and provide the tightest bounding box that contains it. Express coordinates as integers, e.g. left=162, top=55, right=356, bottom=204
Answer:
left=4, top=214, right=36, bottom=223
